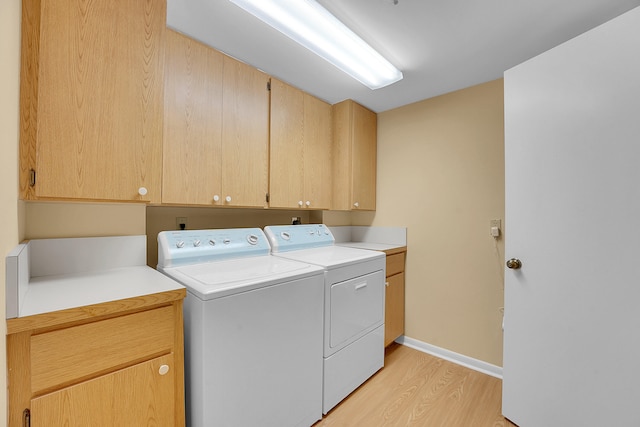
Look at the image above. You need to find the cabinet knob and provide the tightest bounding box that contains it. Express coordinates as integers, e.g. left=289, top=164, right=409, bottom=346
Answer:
left=305, top=201, right=311, bottom=207
left=213, top=195, right=220, bottom=202
left=138, top=187, right=148, bottom=196
left=225, top=196, right=232, bottom=203
left=353, top=202, right=359, bottom=208
left=158, top=364, right=170, bottom=375
left=298, top=200, right=303, bottom=207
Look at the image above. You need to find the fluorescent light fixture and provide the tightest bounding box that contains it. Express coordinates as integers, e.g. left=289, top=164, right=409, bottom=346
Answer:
left=228, top=0, right=403, bottom=90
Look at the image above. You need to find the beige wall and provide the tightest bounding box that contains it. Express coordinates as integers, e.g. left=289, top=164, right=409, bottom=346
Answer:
left=354, top=79, right=506, bottom=366
left=23, top=202, right=146, bottom=239
left=1, top=0, right=22, bottom=423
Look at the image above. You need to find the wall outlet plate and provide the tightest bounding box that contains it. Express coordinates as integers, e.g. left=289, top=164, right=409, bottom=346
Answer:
left=176, top=217, right=188, bottom=230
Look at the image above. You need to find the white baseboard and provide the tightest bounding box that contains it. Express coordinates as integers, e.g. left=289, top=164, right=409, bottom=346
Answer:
left=395, top=336, right=503, bottom=379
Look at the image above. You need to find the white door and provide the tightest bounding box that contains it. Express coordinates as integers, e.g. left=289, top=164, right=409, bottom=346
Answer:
left=503, top=6, right=640, bottom=427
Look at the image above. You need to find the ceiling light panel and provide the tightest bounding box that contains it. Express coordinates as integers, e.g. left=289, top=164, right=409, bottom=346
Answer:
left=229, top=0, right=403, bottom=89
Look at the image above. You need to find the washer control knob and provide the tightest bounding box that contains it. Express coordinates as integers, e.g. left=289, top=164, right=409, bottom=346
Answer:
left=247, top=234, right=259, bottom=245
left=225, top=196, right=232, bottom=203
left=176, top=241, right=185, bottom=248
left=209, top=239, right=216, bottom=246
left=223, top=238, right=231, bottom=244
left=193, top=239, right=201, bottom=247
left=213, top=195, right=220, bottom=202
left=280, top=232, right=290, bottom=241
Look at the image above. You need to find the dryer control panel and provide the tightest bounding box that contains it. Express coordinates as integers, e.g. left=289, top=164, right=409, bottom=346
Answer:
left=264, top=224, right=334, bottom=252
left=158, top=228, right=270, bottom=267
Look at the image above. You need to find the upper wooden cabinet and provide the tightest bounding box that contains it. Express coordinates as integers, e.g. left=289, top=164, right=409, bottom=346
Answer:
left=332, top=100, right=377, bottom=211
left=19, top=0, right=165, bottom=203
left=269, top=79, right=332, bottom=210
left=163, top=30, right=269, bottom=207
left=162, top=30, right=223, bottom=206
left=220, top=56, right=270, bottom=208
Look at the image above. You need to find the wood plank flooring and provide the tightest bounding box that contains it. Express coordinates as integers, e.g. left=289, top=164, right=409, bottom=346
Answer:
left=314, top=343, right=518, bottom=427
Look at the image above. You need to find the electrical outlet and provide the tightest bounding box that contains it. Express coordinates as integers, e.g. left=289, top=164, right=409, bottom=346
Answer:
left=176, top=217, right=188, bottom=230
left=490, top=219, right=501, bottom=229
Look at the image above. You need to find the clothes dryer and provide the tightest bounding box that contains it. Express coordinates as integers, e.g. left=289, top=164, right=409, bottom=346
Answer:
left=264, top=224, right=385, bottom=413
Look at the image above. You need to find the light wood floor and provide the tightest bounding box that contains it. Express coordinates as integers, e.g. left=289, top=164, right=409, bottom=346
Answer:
left=314, top=343, right=518, bottom=427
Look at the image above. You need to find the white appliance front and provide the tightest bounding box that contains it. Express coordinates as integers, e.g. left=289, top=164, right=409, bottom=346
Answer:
left=158, top=228, right=325, bottom=427
left=184, top=274, right=323, bottom=427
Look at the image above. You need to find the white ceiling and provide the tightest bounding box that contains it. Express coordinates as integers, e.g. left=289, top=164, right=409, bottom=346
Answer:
left=167, top=0, right=640, bottom=113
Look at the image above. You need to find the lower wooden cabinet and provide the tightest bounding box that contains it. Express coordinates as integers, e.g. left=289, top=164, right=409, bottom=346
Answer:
left=31, top=354, right=175, bottom=427
left=384, top=247, right=407, bottom=346
left=7, top=290, right=186, bottom=427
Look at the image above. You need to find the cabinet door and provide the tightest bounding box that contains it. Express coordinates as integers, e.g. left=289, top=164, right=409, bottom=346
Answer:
left=163, top=30, right=224, bottom=205
left=33, top=0, right=165, bottom=202
left=31, top=354, right=175, bottom=427
left=221, top=56, right=269, bottom=207
left=331, top=100, right=377, bottom=210
left=351, top=102, right=377, bottom=210
left=269, top=78, right=304, bottom=208
left=384, top=272, right=405, bottom=346
left=303, top=94, right=332, bottom=210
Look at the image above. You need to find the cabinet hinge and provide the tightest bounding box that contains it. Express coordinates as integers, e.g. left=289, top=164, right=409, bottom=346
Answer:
left=266, top=193, right=270, bottom=203
left=29, top=169, right=36, bottom=187
left=23, top=408, right=30, bottom=427
left=267, top=80, right=271, bottom=91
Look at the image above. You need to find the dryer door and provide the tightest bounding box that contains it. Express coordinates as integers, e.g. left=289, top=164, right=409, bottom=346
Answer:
left=328, top=270, right=385, bottom=352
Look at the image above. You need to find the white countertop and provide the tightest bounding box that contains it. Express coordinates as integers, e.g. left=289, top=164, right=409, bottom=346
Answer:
left=337, top=242, right=405, bottom=252
left=6, top=236, right=184, bottom=319
left=330, top=226, right=407, bottom=253
left=20, top=266, right=184, bottom=317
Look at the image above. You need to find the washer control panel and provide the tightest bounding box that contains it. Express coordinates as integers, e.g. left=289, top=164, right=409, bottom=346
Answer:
left=264, top=224, right=334, bottom=252
left=158, top=228, right=270, bottom=267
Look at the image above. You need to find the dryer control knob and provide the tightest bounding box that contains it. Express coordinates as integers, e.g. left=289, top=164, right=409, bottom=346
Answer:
left=176, top=241, right=185, bottom=248
left=247, top=234, right=259, bottom=245
left=193, top=240, right=201, bottom=247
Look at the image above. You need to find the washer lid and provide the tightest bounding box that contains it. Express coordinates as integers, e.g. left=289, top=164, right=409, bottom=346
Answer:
left=162, top=255, right=323, bottom=299
left=271, top=245, right=384, bottom=269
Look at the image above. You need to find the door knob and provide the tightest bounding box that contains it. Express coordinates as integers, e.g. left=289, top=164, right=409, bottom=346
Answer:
left=506, top=258, right=522, bottom=269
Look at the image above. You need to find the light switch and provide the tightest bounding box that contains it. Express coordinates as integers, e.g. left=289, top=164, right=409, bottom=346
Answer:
left=490, top=219, right=501, bottom=238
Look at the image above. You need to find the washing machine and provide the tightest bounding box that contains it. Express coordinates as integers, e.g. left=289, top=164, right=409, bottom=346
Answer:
left=264, top=224, right=386, bottom=413
left=157, top=228, right=324, bottom=427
